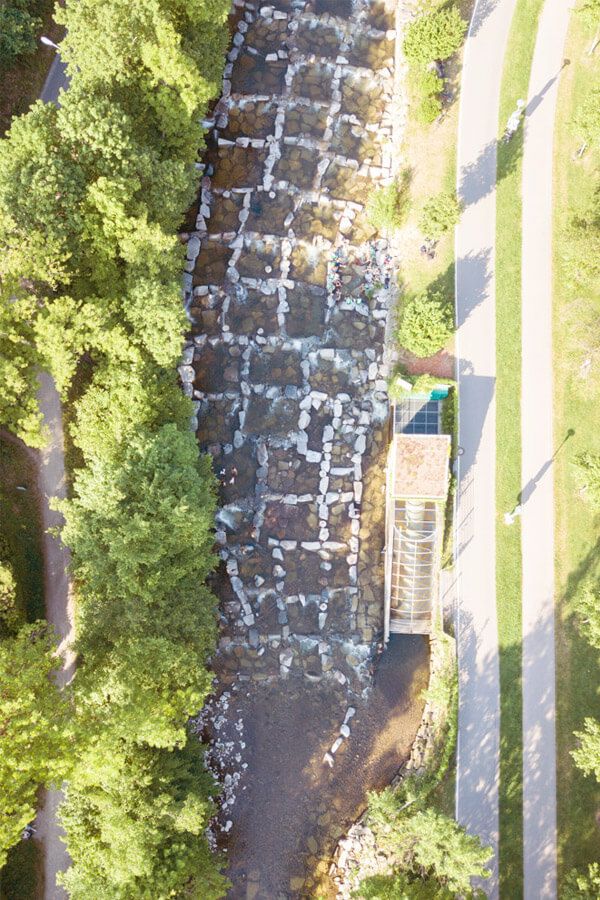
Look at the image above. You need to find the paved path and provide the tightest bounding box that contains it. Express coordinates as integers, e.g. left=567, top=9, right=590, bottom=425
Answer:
left=455, top=0, right=517, bottom=895
left=34, top=374, right=74, bottom=900
left=35, top=54, right=73, bottom=900
left=39, top=54, right=67, bottom=105
left=521, top=2, right=570, bottom=896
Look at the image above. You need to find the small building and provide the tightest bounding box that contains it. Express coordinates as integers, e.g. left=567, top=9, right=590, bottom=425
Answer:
left=384, top=400, right=451, bottom=639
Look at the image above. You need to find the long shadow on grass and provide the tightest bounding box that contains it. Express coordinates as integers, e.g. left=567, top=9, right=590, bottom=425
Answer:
left=459, top=133, right=523, bottom=206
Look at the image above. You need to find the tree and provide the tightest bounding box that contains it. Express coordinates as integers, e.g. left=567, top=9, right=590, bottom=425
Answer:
left=357, top=872, right=456, bottom=899
left=403, top=7, right=466, bottom=66
left=0, top=624, right=73, bottom=866
left=0, top=296, right=44, bottom=447
left=397, top=290, right=454, bottom=357
left=59, top=736, right=229, bottom=899
left=564, top=863, right=600, bottom=899
left=70, top=361, right=192, bottom=465
left=419, top=192, right=463, bottom=241
left=573, top=86, right=600, bottom=154
left=574, top=450, right=600, bottom=508
left=572, top=718, right=600, bottom=781
left=56, top=0, right=230, bottom=160
left=573, top=584, right=600, bottom=651
left=60, top=424, right=218, bottom=748
left=0, top=2, right=42, bottom=69
left=365, top=797, right=490, bottom=896
left=579, top=0, right=600, bottom=55
left=0, top=560, right=19, bottom=637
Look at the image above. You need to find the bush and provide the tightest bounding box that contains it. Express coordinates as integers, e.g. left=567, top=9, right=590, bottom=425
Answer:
left=574, top=450, right=600, bottom=508
left=0, top=2, right=41, bottom=69
left=420, top=191, right=463, bottom=240
left=403, top=7, right=467, bottom=66
left=366, top=182, right=406, bottom=233
left=415, top=93, right=442, bottom=124
left=397, top=289, right=454, bottom=357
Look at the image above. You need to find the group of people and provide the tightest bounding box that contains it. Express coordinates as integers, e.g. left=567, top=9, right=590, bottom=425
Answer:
left=326, top=240, right=393, bottom=302
left=219, top=466, right=238, bottom=487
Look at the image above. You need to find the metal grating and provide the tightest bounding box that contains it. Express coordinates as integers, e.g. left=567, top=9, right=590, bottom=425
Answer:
left=394, top=399, right=440, bottom=435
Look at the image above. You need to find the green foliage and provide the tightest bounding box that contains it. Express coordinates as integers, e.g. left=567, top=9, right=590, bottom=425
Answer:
left=363, top=804, right=490, bottom=897
left=573, top=85, right=600, bottom=149
left=579, top=0, right=600, bottom=29
left=416, top=93, right=443, bottom=125
left=367, top=182, right=406, bottom=233
left=60, top=423, right=217, bottom=748
left=411, top=69, right=443, bottom=124
left=563, top=863, right=600, bottom=898
left=573, top=584, right=600, bottom=651
left=403, top=7, right=466, bottom=66
left=574, top=450, right=600, bottom=508
left=0, top=0, right=229, bottom=438
left=0, top=560, right=19, bottom=636
left=0, top=624, right=72, bottom=866
left=572, top=718, right=600, bottom=782
left=59, top=736, right=229, bottom=899
left=0, top=2, right=42, bottom=69
left=562, top=207, right=600, bottom=288
left=419, top=192, right=463, bottom=240
left=0, top=0, right=230, bottom=889
left=397, top=289, right=454, bottom=357
left=355, top=638, right=478, bottom=898
left=355, top=871, right=455, bottom=899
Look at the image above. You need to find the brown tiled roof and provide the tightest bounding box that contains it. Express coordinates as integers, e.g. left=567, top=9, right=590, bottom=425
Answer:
left=392, top=434, right=451, bottom=500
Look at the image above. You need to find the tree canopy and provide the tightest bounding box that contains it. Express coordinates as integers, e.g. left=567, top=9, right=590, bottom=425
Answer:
left=403, top=7, right=466, bottom=66
left=397, top=289, right=454, bottom=358
left=0, top=624, right=73, bottom=866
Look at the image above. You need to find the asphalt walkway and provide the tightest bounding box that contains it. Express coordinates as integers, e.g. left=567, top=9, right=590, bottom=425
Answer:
left=34, top=374, right=74, bottom=900
left=455, top=0, right=517, bottom=895
left=521, top=2, right=571, bottom=896
left=34, top=53, right=73, bottom=900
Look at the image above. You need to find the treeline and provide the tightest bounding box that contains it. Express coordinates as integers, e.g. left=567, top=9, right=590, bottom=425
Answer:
left=0, top=0, right=231, bottom=895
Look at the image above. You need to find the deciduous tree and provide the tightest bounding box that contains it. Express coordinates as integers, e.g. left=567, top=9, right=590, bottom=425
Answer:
left=0, top=624, right=72, bottom=865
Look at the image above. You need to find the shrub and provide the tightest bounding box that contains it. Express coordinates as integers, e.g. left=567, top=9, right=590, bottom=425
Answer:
left=573, top=85, right=600, bottom=151
left=416, top=93, right=442, bottom=124
left=564, top=863, right=600, bottom=899
left=397, top=289, right=454, bottom=357
left=574, top=450, right=600, bottom=508
left=366, top=182, right=406, bottom=233
left=403, top=7, right=467, bottom=66
left=420, top=191, right=463, bottom=240
left=0, top=2, right=41, bottom=69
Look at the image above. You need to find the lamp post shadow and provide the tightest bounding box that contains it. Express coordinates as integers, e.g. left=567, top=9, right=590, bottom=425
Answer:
left=516, top=428, right=575, bottom=507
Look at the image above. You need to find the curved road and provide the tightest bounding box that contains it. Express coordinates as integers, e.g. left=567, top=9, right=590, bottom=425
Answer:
left=521, top=2, right=570, bottom=896
left=455, top=0, right=517, bottom=895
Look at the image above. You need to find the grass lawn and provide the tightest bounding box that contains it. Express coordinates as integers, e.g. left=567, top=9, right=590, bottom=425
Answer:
left=552, top=11, right=600, bottom=887
left=494, top=0, right=545, bottom=894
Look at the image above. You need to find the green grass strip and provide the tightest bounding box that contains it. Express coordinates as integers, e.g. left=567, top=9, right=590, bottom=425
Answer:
left=495, top=1, right=544, bottom=895
left=552, top=14, right=600, bottom=886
